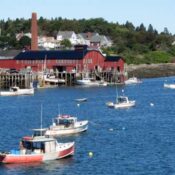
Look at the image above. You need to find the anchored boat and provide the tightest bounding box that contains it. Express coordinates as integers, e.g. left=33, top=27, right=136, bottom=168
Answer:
left=45, top=114, right=88, bottom=136
left=164, top=83, right=175, bottom=89
left=125, top=77, right=142, bottom=85
left=106, top=96, right=135, bottom=109
left=0, top=129, right=74, bottom=164
left=0, top=86, right=34, bottom=96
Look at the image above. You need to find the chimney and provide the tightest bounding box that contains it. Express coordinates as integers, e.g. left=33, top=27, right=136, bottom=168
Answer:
left=31, top=12, right=38, bottom=50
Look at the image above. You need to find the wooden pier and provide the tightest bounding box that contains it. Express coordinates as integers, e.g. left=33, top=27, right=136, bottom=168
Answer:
left=0, top=70, right=125, bottom=89
left=0, top=73, right=33, bottom=89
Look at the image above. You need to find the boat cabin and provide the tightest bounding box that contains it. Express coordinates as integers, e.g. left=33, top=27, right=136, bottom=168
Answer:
left=117, top=96, right=129, bottom=103
left=54, top=115, right=77, bottom=127
left=32, top=128, right=47, bottom=137
left=10, top=86, right=19, bottom=92
left=21, top=129, right=57, bottom=154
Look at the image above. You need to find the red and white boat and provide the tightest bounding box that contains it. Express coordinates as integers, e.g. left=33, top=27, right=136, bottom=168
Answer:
left=0, top=129, right=74, bottom=164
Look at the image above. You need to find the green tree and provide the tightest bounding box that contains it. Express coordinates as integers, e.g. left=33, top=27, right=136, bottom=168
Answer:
left=60, top=39, right=72, bottom=48
left=18, top=36, right=31, bottom=49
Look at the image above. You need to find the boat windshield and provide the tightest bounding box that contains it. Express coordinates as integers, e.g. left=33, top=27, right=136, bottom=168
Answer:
left=57, top=118, right=74, bottom=125
left=118, top=97, right=127, bottom=103
left=33, top=130, right=46, bottom=137
left=22, top=140, right=45, bottom=151
left=11, top=87, right=18, bottom=91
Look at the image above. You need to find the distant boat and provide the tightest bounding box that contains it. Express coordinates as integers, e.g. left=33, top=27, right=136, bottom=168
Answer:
left=164, top=83, right=175, bottom=89
left=76, top=77, right=107, bottom=86
left=45, top=114, right=88, bottom=136
left=125, top=77, right=142, bottom=85
left=106, top=96, right=136, bottom=109
left=75, top=98, right=88, bottom=102
left=0, top=128, right=74, bottom=164
left=106, top=87, right=135, bottom=109
left=0, top=86, right=34, bottom=96
left=44, top=74, right=65, bottom=84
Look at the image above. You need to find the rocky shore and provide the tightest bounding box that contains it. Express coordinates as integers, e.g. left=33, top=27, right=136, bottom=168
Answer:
left=126, top=63, right=175, bottom=78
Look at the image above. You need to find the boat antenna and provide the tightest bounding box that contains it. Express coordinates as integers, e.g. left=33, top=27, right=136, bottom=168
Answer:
left=116, top=85, right=118, bottom=103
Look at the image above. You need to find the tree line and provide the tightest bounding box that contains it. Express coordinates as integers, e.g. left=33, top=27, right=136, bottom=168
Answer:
left=0, top=17, right=175, bottom=64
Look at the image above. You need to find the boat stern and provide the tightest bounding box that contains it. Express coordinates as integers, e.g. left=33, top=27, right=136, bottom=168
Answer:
left=0, top=153, right=7, bottom=163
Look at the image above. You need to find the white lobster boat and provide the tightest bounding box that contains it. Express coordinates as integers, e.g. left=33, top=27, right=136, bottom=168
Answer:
left=106, top=96, right=136, bottom=109
left=45, top=114, right=88, bottom=136
left=0, top=129, right=74, bottom=164
left=76, top=77, right=107, bottom=87
left=164, top=83, right=175, bottom=89
left=125, top=77, right=142, bottom=85
left=0, top=86, right=34, bottom=96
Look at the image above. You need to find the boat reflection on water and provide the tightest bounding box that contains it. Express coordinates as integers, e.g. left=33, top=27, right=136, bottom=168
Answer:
left=1, top=157, right=74, bottom=172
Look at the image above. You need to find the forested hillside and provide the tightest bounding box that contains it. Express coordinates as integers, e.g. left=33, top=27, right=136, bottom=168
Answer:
left=0, top=17, right=175, bottom=64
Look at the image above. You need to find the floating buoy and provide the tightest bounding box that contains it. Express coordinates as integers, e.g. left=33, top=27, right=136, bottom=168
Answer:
left=88, top=152, right=93, bottom=157
left=150, top=103, right=154, bottom=107
left=77, top=103, right=80, bottom=107
left=109, top=128, right=114, bottom=131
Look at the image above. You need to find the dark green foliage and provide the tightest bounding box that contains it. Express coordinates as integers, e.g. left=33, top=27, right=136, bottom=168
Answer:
left=0, top=17, right=174, bottom=64
left=18, top=36, right=31, bottom=49
left=60, top=39, right=72, bottom=48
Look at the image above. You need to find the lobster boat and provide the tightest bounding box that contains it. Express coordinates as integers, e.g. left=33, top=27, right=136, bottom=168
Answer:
left=0, top=129, right=74, bottom=164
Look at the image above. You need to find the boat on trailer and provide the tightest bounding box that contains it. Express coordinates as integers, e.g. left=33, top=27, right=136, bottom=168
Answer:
left=0, top=129, right=74, bottom=164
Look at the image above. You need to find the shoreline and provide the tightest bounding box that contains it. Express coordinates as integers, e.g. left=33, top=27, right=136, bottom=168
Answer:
left=125, top=63, right=175, bottom=78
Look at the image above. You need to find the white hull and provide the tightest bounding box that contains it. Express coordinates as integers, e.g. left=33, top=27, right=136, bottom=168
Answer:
left=44, top=78, right=65, bottom=84
left=0, top=88, right=34, bottom=96
left=44, top=77, right=59, bottom=83
left=76, top=80, right=99, bottom=86
left=106, top=101, right=115, bottom=108
left=164, top=83, right=175, bottom=89
left=76, top=79, right=107, bottom=87
left=46, top=120, right=88, bottom=136
left=75, top=98, right=87, bottom=102
left=114, top=101, right=136, bottom=108
left=125, top=77, right=142, bottom=85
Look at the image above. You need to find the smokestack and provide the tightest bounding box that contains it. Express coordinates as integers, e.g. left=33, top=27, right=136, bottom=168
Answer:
left=31, top=12, right=38, bottom=50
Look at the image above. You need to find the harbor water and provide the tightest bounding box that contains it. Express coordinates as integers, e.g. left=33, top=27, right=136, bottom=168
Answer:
left=0, top=76, right=175, bottom=175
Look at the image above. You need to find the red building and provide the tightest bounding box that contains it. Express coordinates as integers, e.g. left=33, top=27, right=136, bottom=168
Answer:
left=0, top=45, right=125, bottom=82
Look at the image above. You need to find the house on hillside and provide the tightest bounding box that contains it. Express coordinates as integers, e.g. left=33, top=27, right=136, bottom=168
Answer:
left=79, top=32, right=99, bottom=46
left=90, top=34, right=112, bottom=48
left=56, top=31, right=78, bottom=45
left=79, top=32, right=113, bottom=48
left=38, top=36, right=58, bottom=49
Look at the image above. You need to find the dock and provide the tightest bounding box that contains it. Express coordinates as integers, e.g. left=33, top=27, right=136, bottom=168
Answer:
left=0, top=70, right=125, bottom=89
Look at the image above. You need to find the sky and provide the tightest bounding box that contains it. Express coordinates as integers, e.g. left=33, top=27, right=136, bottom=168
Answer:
left=0, top=0, right=175, bottom=34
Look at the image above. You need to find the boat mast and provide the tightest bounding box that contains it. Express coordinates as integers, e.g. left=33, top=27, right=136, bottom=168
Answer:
left=116, top=85, right=118, bottom=103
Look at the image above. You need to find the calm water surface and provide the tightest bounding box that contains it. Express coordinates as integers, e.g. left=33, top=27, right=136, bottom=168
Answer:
left=0, top=77, right=175, bottom=175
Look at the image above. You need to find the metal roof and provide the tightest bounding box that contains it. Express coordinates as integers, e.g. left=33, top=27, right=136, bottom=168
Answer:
left=0, top=50, right=21, bottom=59
left=14, top=50, right=87, bottom=60
left=105, top=56, right=123, bottom=62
